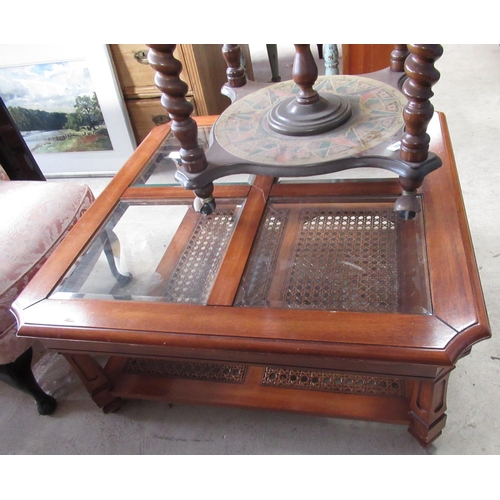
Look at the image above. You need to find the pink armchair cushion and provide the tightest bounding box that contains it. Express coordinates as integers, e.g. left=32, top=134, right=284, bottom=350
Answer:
left=0, top=180, right=94, bottom=363
left=0, top=165, right=9, bottom=181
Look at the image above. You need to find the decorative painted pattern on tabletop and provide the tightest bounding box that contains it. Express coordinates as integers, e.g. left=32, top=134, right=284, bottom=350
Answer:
left=214, top=75, right=406, bottom=166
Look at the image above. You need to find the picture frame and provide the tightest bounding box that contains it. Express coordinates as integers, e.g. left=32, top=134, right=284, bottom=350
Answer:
left=0, top=44, right=136, bottom=177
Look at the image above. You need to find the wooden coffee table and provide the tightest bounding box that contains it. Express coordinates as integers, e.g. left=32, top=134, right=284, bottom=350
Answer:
left=12, top=114, right=490, bottom=447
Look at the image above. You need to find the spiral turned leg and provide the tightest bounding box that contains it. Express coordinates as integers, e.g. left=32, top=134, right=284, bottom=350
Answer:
left=396, top=44, right=443, bottom=219
left=147, top=44, right=214, bottom=214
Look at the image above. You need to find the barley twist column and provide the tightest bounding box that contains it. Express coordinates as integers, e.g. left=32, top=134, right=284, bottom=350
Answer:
left=400, top=44, right=443, bottom=163
left=147, top=44, right=215, bottom=214
left=396, top=44, right=443, bottom=218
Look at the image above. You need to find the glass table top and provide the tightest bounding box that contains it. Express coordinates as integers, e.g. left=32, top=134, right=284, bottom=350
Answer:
left=50, top=116, right=431, bottom=315
left=52, top=199, right=244, bottom=303
left=51, top=189, right=431, bottom=315
left=132, top=125, right=253, bottom=187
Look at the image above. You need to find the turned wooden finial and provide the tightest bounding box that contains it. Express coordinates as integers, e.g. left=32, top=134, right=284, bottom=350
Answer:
left=400, top=44, right=443, bottom=163
left=222, top=44, right=247, bottom=88
left=146, top=44, right=208, bottom=175
left=266, top=44, right=351, bottom=136
left=390, top=45, right=409, bottom=72
left=292, top=44, right=320, bottom=105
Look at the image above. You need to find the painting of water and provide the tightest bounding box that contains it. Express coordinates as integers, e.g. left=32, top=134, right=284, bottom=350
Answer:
left=0, top=59, right=113, bottom=153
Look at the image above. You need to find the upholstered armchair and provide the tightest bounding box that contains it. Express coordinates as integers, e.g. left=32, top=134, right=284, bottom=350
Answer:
left=0, top=163, right=94, bottom=414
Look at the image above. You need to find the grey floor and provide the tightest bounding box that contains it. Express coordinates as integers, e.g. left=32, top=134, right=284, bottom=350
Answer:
left=1, top=44, right=499, bottom=455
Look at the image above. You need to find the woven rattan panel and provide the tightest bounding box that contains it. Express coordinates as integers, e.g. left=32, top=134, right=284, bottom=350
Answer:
left=124, top=358, right=247, bottom=383
left=162, top=208, right=237, bottom=304
left=235, top=204, right=400, bottom=312
left=261, top=366, right=405, bottom=397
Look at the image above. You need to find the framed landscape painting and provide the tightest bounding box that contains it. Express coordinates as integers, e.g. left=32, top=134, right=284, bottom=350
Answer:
left=0, top=44, right=136, bottom=177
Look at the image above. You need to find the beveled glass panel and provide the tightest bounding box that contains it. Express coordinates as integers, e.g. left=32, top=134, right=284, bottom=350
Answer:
left=234, top=196, right=431, bottom=314
left=51, top=200, right=243, bottom=303
left=133, top=125, right=252, bottom=186
left=277, top=167, right=399, bottom=184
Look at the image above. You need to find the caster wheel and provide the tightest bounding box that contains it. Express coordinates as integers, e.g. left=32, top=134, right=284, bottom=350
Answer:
left=193, top=197, right=216, bottom=215
left=398, top=210, right=416, bottom=220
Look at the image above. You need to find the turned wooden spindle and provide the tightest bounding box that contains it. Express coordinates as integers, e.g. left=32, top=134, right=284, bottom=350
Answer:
left=266, top=44, right=351, bottom=136
left=390, top=44, right=409, bottom=72
left=146, top=44, right=208, bottom=175
left=222, top=44, right=246, bottom=88
left=293, top=44, right=320, bottom=105
left=400, top=44, right=443, bottom=164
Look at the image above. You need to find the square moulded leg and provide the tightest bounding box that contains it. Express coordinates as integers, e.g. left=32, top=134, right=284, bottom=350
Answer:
left=407, top=369, right=452, bottom=447
left=63, top=353, right=123, bottom=414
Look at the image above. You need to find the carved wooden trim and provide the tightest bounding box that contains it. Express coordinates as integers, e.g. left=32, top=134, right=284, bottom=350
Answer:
left=261, top=366, right=405, bottom=397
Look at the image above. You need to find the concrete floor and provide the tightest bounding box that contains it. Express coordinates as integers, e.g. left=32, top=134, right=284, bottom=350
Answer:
left=1, top=44, right=499, bottom=456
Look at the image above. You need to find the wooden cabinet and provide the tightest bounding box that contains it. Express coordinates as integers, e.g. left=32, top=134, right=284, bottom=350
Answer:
left=341, top=44, right=394, bottom=75
left=109, top=44, right=253, bottom=144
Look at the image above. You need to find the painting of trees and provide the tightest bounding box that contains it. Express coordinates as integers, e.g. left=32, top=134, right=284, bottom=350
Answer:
left=72, top=92, right=105, bottom=131
left=0, top=60, right=113, bottom=153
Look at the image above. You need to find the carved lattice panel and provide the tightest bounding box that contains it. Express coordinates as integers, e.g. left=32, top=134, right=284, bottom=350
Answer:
left=124, top=358, right=248, bottom=383
left=261, top=366, right=405, bottom=397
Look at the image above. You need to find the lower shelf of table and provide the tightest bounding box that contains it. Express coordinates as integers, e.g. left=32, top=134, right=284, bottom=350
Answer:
left=61, top=350, right=453, bottom=447
left=110, top=360, right=411, bottom=423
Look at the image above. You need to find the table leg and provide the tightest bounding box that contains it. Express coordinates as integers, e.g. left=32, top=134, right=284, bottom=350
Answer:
left=408, top=369, right=452, bottom=447
left=63, top=353, right=123, bottom=413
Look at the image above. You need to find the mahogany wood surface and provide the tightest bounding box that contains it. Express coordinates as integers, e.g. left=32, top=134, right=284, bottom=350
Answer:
left=221, top=44, right=246, bottom=88
left=390, top=45, right=410, bottom=72
left=342, top=44, right=394, bottom=75
left=12, top=113, right=490, bottom=447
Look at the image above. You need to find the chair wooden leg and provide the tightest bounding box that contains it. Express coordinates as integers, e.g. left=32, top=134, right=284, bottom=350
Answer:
left=0, top=347, right=57, bottom=415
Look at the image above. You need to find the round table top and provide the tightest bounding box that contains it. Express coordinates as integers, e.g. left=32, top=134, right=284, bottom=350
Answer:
left=214, top=75, right=406, bottom=166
